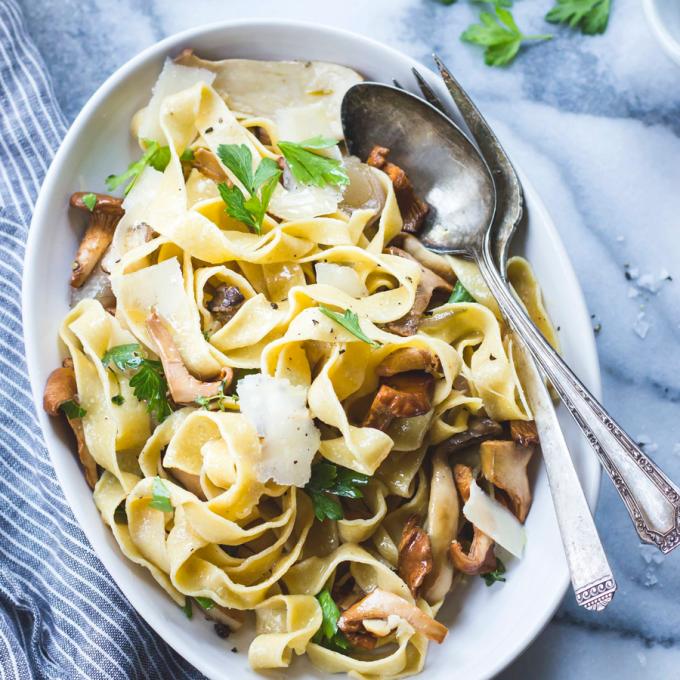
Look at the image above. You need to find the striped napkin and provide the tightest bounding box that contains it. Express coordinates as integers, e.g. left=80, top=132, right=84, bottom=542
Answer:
left=0, top=1, right=202, bottom=677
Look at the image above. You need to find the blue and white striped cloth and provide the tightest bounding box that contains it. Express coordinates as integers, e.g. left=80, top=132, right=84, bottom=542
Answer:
left=0, top=2, right=203, bottom=677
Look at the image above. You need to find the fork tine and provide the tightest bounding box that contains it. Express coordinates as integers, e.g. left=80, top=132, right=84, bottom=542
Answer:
left=392, top=78, right=404, bottom=89
left=411, top=67, right=447, bottom=115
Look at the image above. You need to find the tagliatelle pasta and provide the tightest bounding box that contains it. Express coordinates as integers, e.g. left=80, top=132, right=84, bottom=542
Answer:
left=45, top=53, right=559, bottom=679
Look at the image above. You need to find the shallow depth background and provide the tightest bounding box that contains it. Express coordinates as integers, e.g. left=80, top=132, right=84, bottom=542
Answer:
left=20, top=0, right=680, bottom=677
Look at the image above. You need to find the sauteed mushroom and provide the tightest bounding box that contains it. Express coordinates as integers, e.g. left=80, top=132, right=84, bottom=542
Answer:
left=188, top=148, right=230, bottom=183
left=43, top=361, right=97, bottom=488
left=376, top=347, right=440, bottom=377
left=480, top=439, right=534, bottom=522
left=69, top=192, right=124, bottom=288
left=398, top=515, right=433, bottom=597
left=146, top=311, right=232, bottom=404
left=438, top=416, right=503, bottom=454
left=338, top=588, right=447, bottom=644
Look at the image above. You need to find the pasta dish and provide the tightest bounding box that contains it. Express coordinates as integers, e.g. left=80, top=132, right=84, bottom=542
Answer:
left=43, top=51, right=557, bottom=677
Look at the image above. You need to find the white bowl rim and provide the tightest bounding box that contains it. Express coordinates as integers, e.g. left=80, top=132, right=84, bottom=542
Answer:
left=22, top=17, right=603, bottom=680
left=643, top=0, right=680, bottom=67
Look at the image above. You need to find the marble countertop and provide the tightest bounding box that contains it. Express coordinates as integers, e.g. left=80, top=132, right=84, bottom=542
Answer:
left=20, top=0, right=680, bottom=677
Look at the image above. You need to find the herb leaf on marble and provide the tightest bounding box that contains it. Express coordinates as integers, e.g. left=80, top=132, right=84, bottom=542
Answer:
left=461, top=6, right=552, bottom=67
left=545, top=0, right=611, bottom=35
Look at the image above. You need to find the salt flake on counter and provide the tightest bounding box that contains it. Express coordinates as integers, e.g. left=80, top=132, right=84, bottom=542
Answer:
left=627, top=287, right=639, bottom=299
left=237, top=374, right=320, bottom=487
left=632, top=311, right=650, bottom=339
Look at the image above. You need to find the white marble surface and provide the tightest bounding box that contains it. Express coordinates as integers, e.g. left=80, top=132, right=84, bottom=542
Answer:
left=19, top=0, right=680, bottom=677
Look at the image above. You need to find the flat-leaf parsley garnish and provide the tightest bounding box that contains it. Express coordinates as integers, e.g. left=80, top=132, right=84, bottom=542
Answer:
left=216, top=143, right=282, bottom=235
left=545, top=0, right=611, bottom=35
left=81, top=192, right=97, bottom=212
left=318, top=306, right=380, bottom=348
left=102, top=343, right=171, bottom=421
left=149, top=476, right=173, bottom=513
left=278, top=136, right=349, bottom=188
left=60, top=399, right=87, bottom=419
left=106, top=139, right=172, bottom=195
left=305, top=461, right=370, bottom=522
left=461, top=6, right=552, bottom=67
left=448, top=280, right=476, bottom=303
left=313, top=589, right=351, bottom=652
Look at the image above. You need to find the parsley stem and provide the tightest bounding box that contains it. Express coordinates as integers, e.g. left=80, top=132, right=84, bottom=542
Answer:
left=525, top=34, right=553, bottom=41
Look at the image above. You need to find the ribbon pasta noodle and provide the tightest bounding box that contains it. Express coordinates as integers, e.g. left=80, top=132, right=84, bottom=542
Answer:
left=44, top=53, right=558, bottom=678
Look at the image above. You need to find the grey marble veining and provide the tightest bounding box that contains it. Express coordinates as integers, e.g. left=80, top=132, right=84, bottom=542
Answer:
left=17, top=0, right=680, bottom=677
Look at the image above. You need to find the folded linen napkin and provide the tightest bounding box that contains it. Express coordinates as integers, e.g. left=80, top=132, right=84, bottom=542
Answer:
left=0, top=1, right=202, bottom=677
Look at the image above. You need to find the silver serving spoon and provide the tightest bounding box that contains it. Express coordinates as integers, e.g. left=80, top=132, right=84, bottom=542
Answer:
left=342, top=81, right=680, bottom=557
left=409, top=61, right=616, bottom=611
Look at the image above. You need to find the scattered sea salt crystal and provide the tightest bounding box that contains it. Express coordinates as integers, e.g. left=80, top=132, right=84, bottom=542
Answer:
left=659, top=268, right=671, bottom=280
left=639, top=544, right=664, bottom=565
left=637, top=652, right=647, bottom=667
left=628, top=267, right=640, bottom=280
left=637, top=273, right=661, bottom=294
left=643, top=568, right=658, bottom=587
left=627, top=287, right=639, bottom=298
left=616, top=235, right=625, bottom=243
left=633, top=312, right=650, bottom=339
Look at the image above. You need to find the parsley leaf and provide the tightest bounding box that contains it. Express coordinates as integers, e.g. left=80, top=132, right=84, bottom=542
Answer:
left=60, top=399, right=86, bottom=419
left=482, top=558, right=507, bottom=586
left=106, top=139, right=171, bottom=195
left=195, top=596, right=215, bottom=610
left=82, top=193, right=97, bottom=212
left=195, top=379, right=234, bottom=411
left=545, top=0, right=611, bottom=35
left=102, top=343, right=144, bottom=371
left=180, top=148, right=195, bottom=163
left=129, top=360, right=172, bottom=422
left=278, top=139, right=349, bottom=188
left=448, top=280, right=476, bottom=303
left=305, top=461, right=369, bottom=521
left=313, top=589, right=351, bottom=652
left=216, top=145, right=281, bottom=234
left=182, top=599, right=193, bottom=619
left=111, top=394, right=125, bottom=406
left=149, top=476, right=173, bottom=513
left=318, top=306, right=380, bottom=348
left=102, top=344, right=171, bottom=421
left=462, top=7, right=552, bottom=66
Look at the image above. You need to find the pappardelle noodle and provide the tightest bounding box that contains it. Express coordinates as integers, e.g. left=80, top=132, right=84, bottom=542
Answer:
left=45, top=52, right=559, bottom=678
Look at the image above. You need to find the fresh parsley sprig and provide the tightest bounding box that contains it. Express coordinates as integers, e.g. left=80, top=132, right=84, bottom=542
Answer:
left=102, top=344, right=172, bottom=421
left=149, top=476, right=173, bottom=512
left=482, top=557, right=507, bottom=586
left=545, top=0, right=611, bottom=35
left=318, top=306, right=380, bottom=348
left=313, top=589, right=351, bottom=652
left=448, top=280, right=476, bottom=303
left=461, top=6, right=552, bottom=67
left=106, top=139, right=171, bottom=195
left=278, top=136, right=349, bottom=188
left=216, top=144, right=282, bottom=235
left=305, top=461, right=370, bottom=522
left=195, top=596, right=215, bottom=610
left=81, top=193, right=97, bottom=212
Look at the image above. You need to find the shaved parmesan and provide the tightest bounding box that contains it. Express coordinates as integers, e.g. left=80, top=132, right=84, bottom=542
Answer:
left=138, top=59, right=216, bottom=143
left=315, top=263, right=367, bottom=298
left=268, top=183, right=339, bottom=221
left=276, top=101, right=337, bottom=142
left=236, top=374, right=320, bottom=487
left=463, top=480, right=526, bottom=558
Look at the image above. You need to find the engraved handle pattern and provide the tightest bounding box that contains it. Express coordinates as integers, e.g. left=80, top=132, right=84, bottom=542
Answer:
left=478, top=243, right=680, bottom=553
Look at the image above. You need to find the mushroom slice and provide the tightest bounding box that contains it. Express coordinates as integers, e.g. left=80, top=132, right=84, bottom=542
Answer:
left=366, top=146, right=429, bottom=234
left=69, top=192, right=125, bottom=288
left=207, top=284, right=245, bottom=325
left=480, top=440, right=534, bottom=523
left=438, top=416, right=504, bottom=454
left=510, top=420, right=540, bottom=448
left=338, top=589, right=447, bottom=644
left=43, top=364, right=97, bottom=488
left=189, top=148, right=230, bottom=183
left=376, top=347, right=440, bottom=378
left=202, top=603, right=246, bottom=631
left=451, top=464, right=498, bottom=575
left=146, top=311, right=232, bottom=404
left=382, top=247, right=452, bottom=337
left=398, top=515, right=433, bottom=597
left=362, top=372, right=434, bottom=432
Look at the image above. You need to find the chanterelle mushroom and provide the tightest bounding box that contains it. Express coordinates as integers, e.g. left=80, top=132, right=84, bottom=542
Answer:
left=69, top=192, right=124, bottom=288
left=362, top=372, right=434, bottom=432
left=146, top=311, right=232, bottom=404
left=376, top=347, right=440, bottom=378
left=450, top=464, right=497, bottom=575
left=398, top=515, right=433, bottom=597
left=480, top=439, right=534, bottom=522
left=383, top=247, right=452, bottom=337
left=366, top=146, right=429, bottom=234
left=188, top=148, right=230, bottom=184
left=43, top=362, right=98, bottom=489
left=338, top=588, right=447, bottom=644
left=438, top=416, right=503, bottom=455
left=207, top=284, right=245, bottom=325
left=510, top=419, right=540, bottom=448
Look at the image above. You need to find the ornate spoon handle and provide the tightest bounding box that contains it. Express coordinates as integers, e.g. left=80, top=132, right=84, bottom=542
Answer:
left=513, top=339, right=616, bottom=610
left=478, top=245, right=680, bottom=553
